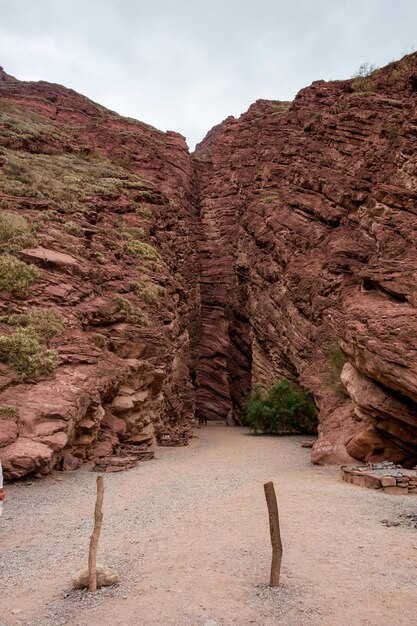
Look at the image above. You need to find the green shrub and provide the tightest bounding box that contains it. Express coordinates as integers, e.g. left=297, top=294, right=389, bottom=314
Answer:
left=63, top=220, right=81, bottom=235
left=351, top=77, right=374, bottom=93
left=126, top=240, right=158, bottom=260
left=129, top=281, right=161, bottom=303
left=119, top=226, right=146, bottom=240
left=243, top=380, right=317, bottom=435
left=0, top=255, right=41, bottom=293
left=0, top=211, right=38, bottom=251
left=303, top=111, right=322, bottom=132
left=135, top=203, right=152, bottom=216
left=90, top=332, right=108, bottom=349
left=0, top=327, right=58, bottom=379
left=325, top=342, right=347, bottom=396
left=384, top=124, right=399, bottom=141
left=1, top=309, right=64, bottom=340
left=260, top=193, right=281, bottom=205
left=113, top=296, right=149, bottom=326
left=93, top=251, right=106, bottom=264
left=0, top=405, right=19, bottom=420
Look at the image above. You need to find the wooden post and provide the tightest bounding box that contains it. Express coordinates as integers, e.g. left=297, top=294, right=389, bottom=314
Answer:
left=88, top=475, right=104, bottom=592
left=263, top=480, right=283, bottom=587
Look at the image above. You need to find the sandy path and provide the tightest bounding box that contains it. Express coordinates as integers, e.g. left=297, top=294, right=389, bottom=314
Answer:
left=0, top=423, right=416, bottom=626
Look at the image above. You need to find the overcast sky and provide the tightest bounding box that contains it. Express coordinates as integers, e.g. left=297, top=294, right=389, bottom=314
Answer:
left=0, top=1, right=416, bottom=149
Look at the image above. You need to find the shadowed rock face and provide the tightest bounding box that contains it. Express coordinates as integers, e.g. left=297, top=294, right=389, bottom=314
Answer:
left=1, top=53, right=417, bottom=477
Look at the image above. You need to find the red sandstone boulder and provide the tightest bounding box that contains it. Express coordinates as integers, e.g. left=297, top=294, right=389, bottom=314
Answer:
left=20, top=247, right=82, bottom=274
left=1, top=438, right=54, bottom=478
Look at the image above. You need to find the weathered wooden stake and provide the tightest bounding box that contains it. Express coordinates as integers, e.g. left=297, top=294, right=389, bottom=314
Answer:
left=263, top=480, right=283, bottom=587
left=88, top=475, right=104, bottom=592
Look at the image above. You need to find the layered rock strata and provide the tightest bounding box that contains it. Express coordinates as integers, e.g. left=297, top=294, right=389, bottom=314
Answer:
left=1, top=54, right=417, bottom=477
left=0, top=72, right=200, bottom=478
left=193, top=54, right=417, bottom=466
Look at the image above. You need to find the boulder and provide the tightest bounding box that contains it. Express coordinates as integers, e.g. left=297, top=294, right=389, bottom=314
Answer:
left=72, top=565, right=118, bottom=590
left=21, top=247, right=82, bottom=274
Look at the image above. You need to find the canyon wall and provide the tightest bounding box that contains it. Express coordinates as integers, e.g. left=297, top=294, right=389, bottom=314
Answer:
left=1, top=54, right=417, bottom=478
left=194, top=54, right=417, bottom=467
left=0, top=70, right=200, bottom=478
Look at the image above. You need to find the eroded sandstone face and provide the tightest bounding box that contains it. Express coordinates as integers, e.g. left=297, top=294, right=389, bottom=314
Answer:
left=0, top=76, right=200, bottom=479
left=1, top=53, right=417, bottom=478
left=193, top=53, right=417, bottom=466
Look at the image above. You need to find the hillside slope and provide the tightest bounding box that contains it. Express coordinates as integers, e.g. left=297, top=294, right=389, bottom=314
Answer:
left=0, top=69, right=200, bottom=478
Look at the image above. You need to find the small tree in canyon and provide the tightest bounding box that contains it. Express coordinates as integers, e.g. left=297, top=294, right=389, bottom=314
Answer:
left=243, top=380, right=317, bottom=435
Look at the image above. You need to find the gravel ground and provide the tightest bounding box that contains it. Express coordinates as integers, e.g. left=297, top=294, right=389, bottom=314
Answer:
left=0, top=423, right=416, bottom=626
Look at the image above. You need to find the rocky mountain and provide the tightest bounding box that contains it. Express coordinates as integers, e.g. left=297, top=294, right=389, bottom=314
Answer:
left=1, top=54, right=417, bottom=479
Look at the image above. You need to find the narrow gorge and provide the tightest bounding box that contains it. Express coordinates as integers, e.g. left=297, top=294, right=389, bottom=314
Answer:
left=1, top=52, right=417, bottom=479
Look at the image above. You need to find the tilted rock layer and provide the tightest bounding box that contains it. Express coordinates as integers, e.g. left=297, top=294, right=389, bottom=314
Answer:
left=0, top=69, right=200, bottom=478
left=1, top=54, right=417, bottom=477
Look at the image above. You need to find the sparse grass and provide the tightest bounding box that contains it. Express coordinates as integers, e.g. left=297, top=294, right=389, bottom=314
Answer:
left=113, top=296, right=149, bottom=325
left=93, top=251, right=106, bottom=264
left=126, top=240, right=158, bottom=260
left=106, top=240, right=121, bottom=251
left=260, top=193, right=281, bottom=205
left=49, top=229, right=81, bottom=255
left=0, top=146, right=155, bottom=214
left=383, top=54, right=416, bottom=86
left=0, top=327, right=58, bottom=379
left=333, top=100, right=351, bottom=114
left=37, top=210, right=63, bottom=223
left=384, top=124, right=399, bottom=141
left=63, top=221, right=82, bottom=235
left=324, top=342, right=348, bottom=396
left=143, top=260, right=162, bottom=272
left=0, top=255, right=41, bottom=294
left=1, top=309, right=64, bottom=340
left=119, top=226, right=146, bottom=241
left=0, top=405, right=19, bottom=420
left=0, top=101, right=70, bottom=153
left=0, top=211, right=39, bottom=251
left=351, top=77, right=374, bottom=93
left=135, top=203, right=152, bottom=217
left=129, top=281, right=162, bottom=303
left=303, top=112, right=322, bottom=132
left=90, top=333, right=108, bottom=349
left=271, top=103, right=291, bottom=116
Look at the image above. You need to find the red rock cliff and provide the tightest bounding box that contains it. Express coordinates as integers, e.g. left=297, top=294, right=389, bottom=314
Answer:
left=1, top=53, right=417, bottom=478
left=194, top=53, right=417, bottom=466
left=0, top=77, right=200, bottom=478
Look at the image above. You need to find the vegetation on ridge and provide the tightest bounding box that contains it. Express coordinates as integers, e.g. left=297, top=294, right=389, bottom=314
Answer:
left=0, top=327, right=58, bottom=380
left=324, top=342, right=348, bottom=397
left=0, top=211, right=39, bottom=251
left=0, top=309, right=64, bottom=340
left=0, top=255, right=41, bottom=294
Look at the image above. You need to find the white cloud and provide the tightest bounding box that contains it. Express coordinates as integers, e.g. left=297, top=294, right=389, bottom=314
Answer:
left=0, top=0, right=416, bottom=148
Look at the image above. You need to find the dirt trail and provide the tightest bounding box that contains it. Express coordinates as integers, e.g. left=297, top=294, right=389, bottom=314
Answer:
left=1, top=424, right=416, bottom=626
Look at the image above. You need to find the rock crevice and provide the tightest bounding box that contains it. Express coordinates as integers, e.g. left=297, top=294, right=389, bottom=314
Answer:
left=1, top=53, right=417, bottom=477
